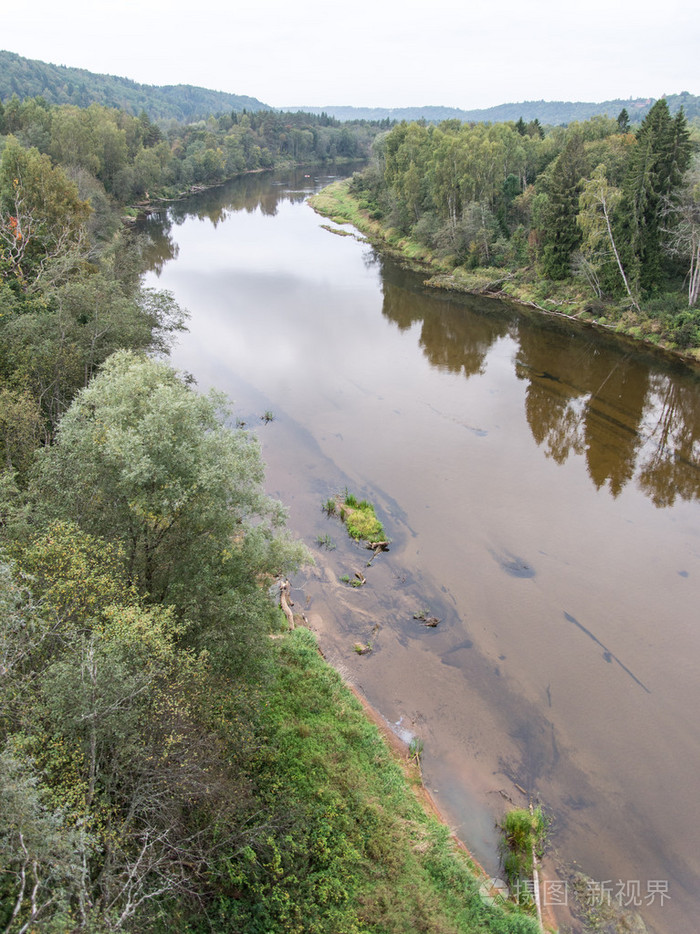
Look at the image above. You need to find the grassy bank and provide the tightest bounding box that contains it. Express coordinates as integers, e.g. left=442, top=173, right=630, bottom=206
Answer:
left=234, top=626, right=540, bottom=934
left=310, top=180, right=700, bottom=365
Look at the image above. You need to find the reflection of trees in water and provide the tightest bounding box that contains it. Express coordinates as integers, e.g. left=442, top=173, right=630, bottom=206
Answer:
left=515, top=320, right=700, bottom=505
left=168, top=171, right=280, bottom=224
left=515, top=327, right=648, bottom=497
left=383, top=265, right=700, bottom=506
left=381, top=273, right=511, bottom=379
left=138, top=214, right=180, bottom=278
left=165, top=166, right=348, bottom=225
left=637, top=376, right=700, bottom=507
left=582, top=354, right=648, bottom=496
left=142, top=173, right=700, bottom=509
left=141, top=168, right=344, bottom=274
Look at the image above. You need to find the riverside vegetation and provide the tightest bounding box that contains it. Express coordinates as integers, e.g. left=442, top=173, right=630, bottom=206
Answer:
left=0, top=76, right=541, bottom=934
left=310, top=102, right=700, bottom=358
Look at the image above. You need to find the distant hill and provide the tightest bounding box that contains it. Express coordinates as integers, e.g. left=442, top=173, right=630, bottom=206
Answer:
left=288, top=93, right=700, bottom=126
left=0, top=50, right=270, bottom=121
left=2, top=50, right=698, bottom=128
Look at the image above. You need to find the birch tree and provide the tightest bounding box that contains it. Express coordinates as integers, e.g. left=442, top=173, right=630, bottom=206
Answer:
left=578, top=163, right=640, bottom=310
left=662, top=158, right=700, bottom=307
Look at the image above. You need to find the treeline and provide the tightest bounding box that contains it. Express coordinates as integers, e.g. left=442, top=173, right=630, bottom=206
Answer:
left=0, top=50, right=271, bottom=121
left=303, top=91, right=700, bottom=127
left=0, top=95, right=380, bottom=205
left=349, top=102, right=700, bottom=350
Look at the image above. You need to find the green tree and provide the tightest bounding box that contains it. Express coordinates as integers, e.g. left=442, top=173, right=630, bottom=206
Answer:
left=616, top=99, right=692, bottom=292
left=539, top=134, right=588, bottom=279
left=0, top=137, right=91, bottom=288
left=577, top=163, right=639, bottom=308
left=0, top=744, right=94, bottom=933
left=31, top=351, right=308, bottom=633
left=617, top=107, right=630, bottom=133
left=2, top=275, right=185, bottom=436
left=662, top=156, right=700, bottom=307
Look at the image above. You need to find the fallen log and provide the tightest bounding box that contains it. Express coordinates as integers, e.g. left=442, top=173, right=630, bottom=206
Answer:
left=278, top=579, right=295, bottom=630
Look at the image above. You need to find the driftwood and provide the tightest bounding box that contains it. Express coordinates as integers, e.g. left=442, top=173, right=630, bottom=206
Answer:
left=366, top=540, right=390, bottom=551
left=413, top=610, right=441, bottom=627
left=279, top=579, right=295, bottom=630
left=366, top=541, right=390, bottom=566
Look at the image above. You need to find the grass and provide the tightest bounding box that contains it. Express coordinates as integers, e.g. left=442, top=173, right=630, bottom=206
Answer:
left=323, top=490, right=387, bottom=544
left=246, top=627, right=541, bottom=933
left=499, top=806, right=548, bottom=907
left=322, top=498, right=337, bottom=516
left=340, top=492, right=385, bottom=542
left=344, top=505, right=384, bottom=542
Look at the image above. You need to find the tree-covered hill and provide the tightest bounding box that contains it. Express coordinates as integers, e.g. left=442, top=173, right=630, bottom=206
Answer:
left=3, top=49, right=699, bottom=129
left=0, top=49, right=270, bottom=121
left=290, top=92, right=700, bottom=126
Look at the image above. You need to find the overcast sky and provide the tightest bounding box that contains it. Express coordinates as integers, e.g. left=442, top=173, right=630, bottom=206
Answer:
left=4, top=0, right=699, bottom=110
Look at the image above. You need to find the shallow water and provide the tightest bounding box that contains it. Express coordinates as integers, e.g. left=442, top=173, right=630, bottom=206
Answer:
left=144, top=168, right=700, bottom=933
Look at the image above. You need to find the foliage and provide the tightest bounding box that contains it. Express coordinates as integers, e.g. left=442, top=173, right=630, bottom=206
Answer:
left=339, top=493, right=386, bottom=542
left=499, top=807, right=548, bottom=898
left=0, top=136, right=91, bottom=287
left=615, top=99, right=693, bottom=293
left=0, top=351, right=309, bottom=931
left=214, top=627, right=541, bottom=934
left=28, top=352, right=308, bottom=640
left=539, top=135, right=588, bottom=279
left=321, top=105, right=700, bottom=352
left=1, top=90, right=383, bottom=208
left=0, top=49, right=270, bottom=121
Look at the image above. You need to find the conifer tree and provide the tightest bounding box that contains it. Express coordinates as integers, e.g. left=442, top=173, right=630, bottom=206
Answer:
left=540, top=135, right=588, bottom=280
left=616, top=100, right=692, bottom=292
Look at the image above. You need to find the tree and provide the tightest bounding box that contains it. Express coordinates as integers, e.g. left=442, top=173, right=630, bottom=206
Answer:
left=577, top=163, right=639, bottom=309
left=31, top=351, right=308, bottom=634
left=0, top=389, right=42, bottom=476
left=616, top=108, right=630, bottom=134
left=0, top=745, right=94, bottom=933
left=539, top=134, right=588, bottom=279
left=616, top=100, right=692, bottom=292
left=0, top=536, right=255, bottom=932
left=662, top=157, right=700, bottom=307
left=0, top=137, right=91, bottom=289
left=2, top=276, right=185, bottom=438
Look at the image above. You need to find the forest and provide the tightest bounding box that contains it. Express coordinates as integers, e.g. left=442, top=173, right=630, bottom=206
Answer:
left=0, top=67, right=543, bottom=934
left=0, top=94, right=381, bottom=205
left=339, top=103, right=700, bottom=353
left=0, top=50, right=271, bottom=121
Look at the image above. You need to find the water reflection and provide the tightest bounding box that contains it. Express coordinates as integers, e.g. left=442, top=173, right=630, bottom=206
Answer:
left=382, top=265, right=512, bottom=378
left=142, top=172, right=700, bottom=509
left=139, top=167, right=352, bottom=280
left=379, top=266, right=700, bottom=506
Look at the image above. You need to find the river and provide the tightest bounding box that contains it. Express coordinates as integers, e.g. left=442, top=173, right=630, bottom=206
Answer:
left=143, top=167, right=700, bottom=934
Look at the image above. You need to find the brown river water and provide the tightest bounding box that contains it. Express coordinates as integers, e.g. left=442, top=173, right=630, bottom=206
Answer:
left=143, top=168, right=700, bottom=933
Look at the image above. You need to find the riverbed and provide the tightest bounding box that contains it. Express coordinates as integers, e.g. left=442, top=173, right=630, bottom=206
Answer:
left=143, top=167, right=700, bottom=934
